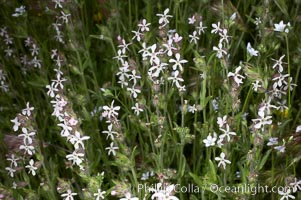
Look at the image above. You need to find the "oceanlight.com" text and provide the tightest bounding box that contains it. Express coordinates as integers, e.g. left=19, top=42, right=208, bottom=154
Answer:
left=137, top=183, right=292, bottom=195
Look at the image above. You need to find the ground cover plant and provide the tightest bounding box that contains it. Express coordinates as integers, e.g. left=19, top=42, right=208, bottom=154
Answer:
left=1, top=0, right=301, bottom=199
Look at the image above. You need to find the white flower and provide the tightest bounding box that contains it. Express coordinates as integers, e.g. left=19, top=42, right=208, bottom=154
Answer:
left=188, top=15, right=196, bottom=24
left=18, top=127, right=36, bottom=145
left=19, top=144, right=35, bottom=155
left=148, top=62, right=167, bottom=78
left=156, top=8, right=172, bottom=28
left=68, top=131, right=90, bottom=150
left=188, top=31, right=199, bottom=44
left=169, top=53, right=188, bottom=72
left=102, top=100, right=120, bottom=119
left=22, top=102, right=34, bottom=116
left=52, top=74, right=67, bottom=89
left=25, top=159, right=37, bottom=176
left=113, top=49, right=127, bottom=63
left=129, top=70, right=141, bottom=85
left=290, top=178, right=301, bottom=193
left=252, top=80, right=262, bottom=92
left=203, top=132, right=217, bottom=147
left=172, top=33, right=183, bottom=43
left=274, top=145, right=286, bottom=153
left=46, top=83, right=59, bottom=98
left=141, top=171, right=154, bottom=180
left=11, top=117, right=21, bottom=132
left=267, top=137, right=278, bottom=146
left=59, top=11, right=71, bottom=24
left=120, top=192, right=139, bottom=200
left=215, top=152, right=231, bottom=169
left=94, top=189, right=106, bottom=200
left=252, top=111, right=272, bottom=130
left=131, top=103, right=143, bottom=116
left=12, top=5, right=26, bottom=17
left=188, top=104, right=197, bottom=113
left=52, top=0, right=64, bottom=9
left=5, top=167, right=16, bottom=177
left=230, top=12, right=237, bottom=21
left=7, top=154, right=19, bottom=167
left=258, top=97, right=277, bottom=116
left=150, top=183, right=179, bottom=200
left=272, top=55, right=286, bottom=73
left=211, top=22, right=222, bottom=34
left=255, top=17, right=262, bottom=26
left=296, top=125, right=301, bottom=133
left=58, top=121, right=72, bottom=137
left=227, top=66, right=245, bottom=86
left=138, top=19, right=151, bottom=32
left=4, top=34, right=13, bottom=45
left=61, top=189, right=77, bottom=200
left=132, top=30, right=143, bottom=42
left=213, top=43, right=227, bottom=58
left=219, top=124, right=236, bottom=142
left=163, top=39, right=176, bottom=57
left=30, top=44, right=39, bottom=56
left=274, top=21, right=291, bottom=33
left=247, top=42, right=258, bottom=57
left=102, top=124, right=118, bottom=140
left=127, top=86, right=141, bottom=99
left=278, top=188, right=295, bottom=200
left=219, top=29, right=230, bottom=44
left=147, top=44, right=161, bottom=65
left=118, top=39, right=132, bottom=54
left=272, top=73, right=289, bottom=89
left=105, top=142, right=119, bottom=156
left=196, top=21, right=207, bottom=35
left=217, top=115, right=227, bottom=128
left=66, top=151, right=84, bottom=166
left=167, top=70, right=184, bottom=88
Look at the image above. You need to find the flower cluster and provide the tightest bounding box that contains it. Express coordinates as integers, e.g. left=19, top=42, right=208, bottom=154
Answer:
left=12, top=5, right=26, bottom=17
left=203, top=115, right=235, bottom=169
left=46, top=52, right=90, bottom=170
left=0, top=26, right=14, bottom=57
left=0, top=66, right=9, bottom=92
left=20, top=37, right=42, bottom=70
left=101, top=100, right=120, bottom=157
left=6, top=102, right=38, bottom=188
left=51, top=0, right=70, bottom=43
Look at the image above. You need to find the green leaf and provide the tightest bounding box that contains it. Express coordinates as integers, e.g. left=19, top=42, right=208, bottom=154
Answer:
left=207, top=160, right=217, bottom=183
left=258, top=149, right=272, bottom=170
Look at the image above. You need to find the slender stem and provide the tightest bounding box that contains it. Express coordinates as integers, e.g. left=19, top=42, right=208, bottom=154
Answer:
left=285, top=35, right=291, bottom=115
left=242, top=86, right=252, bottom=114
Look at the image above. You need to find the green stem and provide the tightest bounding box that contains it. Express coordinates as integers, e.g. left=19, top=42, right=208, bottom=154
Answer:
left=242, top=86, right=252, bottom=114
left=285, top=35, right=291, bottom=115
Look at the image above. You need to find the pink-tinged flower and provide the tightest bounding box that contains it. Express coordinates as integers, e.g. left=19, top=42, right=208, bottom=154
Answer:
left=138, top=19, right=151, bottom=32
left=102, top=100, right=120, bottom=119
